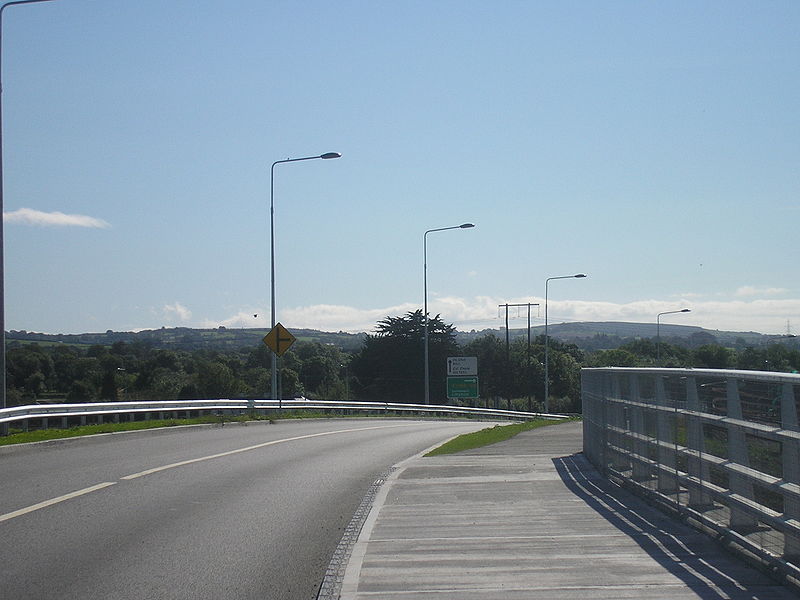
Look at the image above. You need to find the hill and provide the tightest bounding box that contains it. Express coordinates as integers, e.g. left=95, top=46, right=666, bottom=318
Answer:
left=455, top=321, right=785, bottom=351
left=5, top=322, right=792, bottom=353
left=5, top=326, right=366, bottom=352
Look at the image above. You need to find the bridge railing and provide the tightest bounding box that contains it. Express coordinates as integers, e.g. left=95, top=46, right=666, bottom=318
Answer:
left=582, top=367, right=800, bottom=586
left=0, top=398, right=567, bottom=432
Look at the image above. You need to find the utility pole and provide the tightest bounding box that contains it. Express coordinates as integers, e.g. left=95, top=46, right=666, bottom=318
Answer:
left=499, top=302, right=540, bottom=412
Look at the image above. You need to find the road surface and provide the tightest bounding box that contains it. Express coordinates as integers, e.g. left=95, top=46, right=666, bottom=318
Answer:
left=0, top=418, right=495, bottom=600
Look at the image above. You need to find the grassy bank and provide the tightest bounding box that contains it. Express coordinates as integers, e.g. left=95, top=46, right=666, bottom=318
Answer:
left=425, top=418, right=569, bottom=456
left=0, top=412, right=340, bottom=446
left=0, top=416, right=243, bottom=446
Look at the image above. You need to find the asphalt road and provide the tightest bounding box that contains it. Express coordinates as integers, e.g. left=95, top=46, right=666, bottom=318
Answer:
left=0, top=418, right=495, bottom=600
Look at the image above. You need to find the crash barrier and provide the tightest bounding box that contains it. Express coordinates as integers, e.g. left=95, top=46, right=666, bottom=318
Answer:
left=582, top=367, right=800, bottom=587
left=0, top=398, right=568, bottom=432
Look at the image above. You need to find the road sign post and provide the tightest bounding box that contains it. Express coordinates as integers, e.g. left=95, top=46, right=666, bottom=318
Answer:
left=263, top=323, right=296, bottom=410
left=263, top=323, right=296, bottom=357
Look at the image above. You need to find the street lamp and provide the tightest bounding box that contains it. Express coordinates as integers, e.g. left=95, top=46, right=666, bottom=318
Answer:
left=423, top=222, right=474, bottom=404
left=657, top=308, right=690, bottom=365
left=544, top=273, right=586, bottom=413
left=269, top=152, right=340, bottom=402
left=0, top=0, right=56, bottom=426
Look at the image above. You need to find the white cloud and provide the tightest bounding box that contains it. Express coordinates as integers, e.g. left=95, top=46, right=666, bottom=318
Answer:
left=200, top=311, right=267, bottom=329
left=735, top=286, right=788, bottom=297
left=260, top=295, right=800, bottom=336
left=163, top=302, right=192, bottom=322
left=282, top=302, right=420, bottom=332
left=3, top=207, right=110, bottom=228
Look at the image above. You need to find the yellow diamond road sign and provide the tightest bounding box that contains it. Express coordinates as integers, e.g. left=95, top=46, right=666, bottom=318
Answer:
left=263, top=323, right=296, bottom=357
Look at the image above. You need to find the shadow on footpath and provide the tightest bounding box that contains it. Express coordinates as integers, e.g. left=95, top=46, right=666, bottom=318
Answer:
left=553, top=453, right=793, bottom=600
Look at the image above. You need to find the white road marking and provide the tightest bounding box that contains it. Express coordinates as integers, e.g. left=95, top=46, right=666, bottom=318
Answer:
left=0, top=423, right=417, bottom=523
left=121, top=423, right=411, bottom=480
left=0, top=482, right=117, bottom=523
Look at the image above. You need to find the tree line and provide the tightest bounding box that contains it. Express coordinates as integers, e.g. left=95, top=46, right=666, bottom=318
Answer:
left=6, top=311, right=799, bottom=413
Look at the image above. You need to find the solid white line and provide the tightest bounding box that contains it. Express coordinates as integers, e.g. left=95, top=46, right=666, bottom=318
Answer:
left=0, top=482, right=117, bottom=523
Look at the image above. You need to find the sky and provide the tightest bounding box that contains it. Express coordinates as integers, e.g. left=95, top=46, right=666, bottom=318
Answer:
left=2, top=1, right=798, bottom=336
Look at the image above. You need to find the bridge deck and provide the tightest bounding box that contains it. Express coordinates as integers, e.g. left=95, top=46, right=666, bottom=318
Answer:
left=341, top=421, right=796, bottom=599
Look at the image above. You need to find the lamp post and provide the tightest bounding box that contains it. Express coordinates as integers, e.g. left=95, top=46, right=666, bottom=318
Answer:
left=269, top=152, right=340, bottom=402
left=423, top=222, right=474, bottom=404
left=0, top=0, right=55, bottom=427
left=544, top=273, right=586, bottom=413
left=657, top=308, right=690, bottom=365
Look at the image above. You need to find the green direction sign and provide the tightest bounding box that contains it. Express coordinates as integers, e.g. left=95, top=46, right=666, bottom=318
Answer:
left=447, top=376, right=479, bottom=399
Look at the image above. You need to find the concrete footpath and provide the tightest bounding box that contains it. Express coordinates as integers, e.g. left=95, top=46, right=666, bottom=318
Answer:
left=338, top=421, right=796, bottom=599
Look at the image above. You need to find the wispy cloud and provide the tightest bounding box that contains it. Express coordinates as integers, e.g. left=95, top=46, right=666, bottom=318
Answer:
left=200, top=310, right=266, bottom=329
left=3, top=207, right=110, bottom=228
left=262, top=295, right=800, bottom=336
left=282, top=302, right=420, bottom=333
left=163, top=302, right=192, bottom=322
left=735, top=286, right=787, bottom=297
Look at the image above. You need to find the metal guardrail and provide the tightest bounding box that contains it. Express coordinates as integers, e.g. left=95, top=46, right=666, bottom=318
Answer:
left=582, top=367, right=800, bottom=587
left=0, top=398, right=568, bottom=430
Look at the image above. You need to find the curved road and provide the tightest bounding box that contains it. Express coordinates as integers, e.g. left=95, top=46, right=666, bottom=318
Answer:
left=0, top=418, right=495, bottom=599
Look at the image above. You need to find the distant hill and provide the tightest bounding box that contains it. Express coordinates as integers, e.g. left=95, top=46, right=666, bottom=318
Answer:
left=5, top=326, right=366, bottom=352
left=5, top=322, right=791, bottom=353
left=456, top=321, right=786, bottom=351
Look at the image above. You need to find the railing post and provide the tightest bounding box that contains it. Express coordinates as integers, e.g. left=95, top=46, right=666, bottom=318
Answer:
left=656, top=375, right=677, bottom=494
left=581, top=370, right=599, bottom=467
left=686, top=376, right=712, bottom=507
left=609, top=372, right=631, bottom=472
left=781, top=382, right=800, bottom=561
left=629, top=373, right=649, bottom=481
left=726, top=377, right=758, bottom=532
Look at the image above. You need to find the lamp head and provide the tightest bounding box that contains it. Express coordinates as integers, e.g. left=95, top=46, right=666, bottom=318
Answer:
left=459, top=223, right=475, bottom=229
left=681, top=308, right=691, bottom=313
left=574, top=273, right=587, bottom=278
left=320, top=152, right=341, bottom=159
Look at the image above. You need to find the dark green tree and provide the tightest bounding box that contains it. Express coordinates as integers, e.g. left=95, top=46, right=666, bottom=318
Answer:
left=692, top=344, right=733, bottom=369
left=351, top=310, right=458, bottom=404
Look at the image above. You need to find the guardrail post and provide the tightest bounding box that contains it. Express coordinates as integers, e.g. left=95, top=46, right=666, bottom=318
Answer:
left=726, top=377, right=758, bottom=532
left=686, top=376, right=712, bottom=507
left=656, top=376, right=678, bottom=494
left=781, top=382, right=800, bottom=561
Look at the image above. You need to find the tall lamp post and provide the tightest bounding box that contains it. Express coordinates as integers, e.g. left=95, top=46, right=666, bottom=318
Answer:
left=544, top=273, right=586, bottom=413
left=0, top=0, right=55, bottom=426
left=269, top=152, right=340, bottom=402
left=423, top=222, right=474, bottom=404
left=657, top=308, right=690, bottom=365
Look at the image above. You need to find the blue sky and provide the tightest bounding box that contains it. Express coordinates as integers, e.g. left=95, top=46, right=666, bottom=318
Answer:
left=2, top=1, right=798, bottom=335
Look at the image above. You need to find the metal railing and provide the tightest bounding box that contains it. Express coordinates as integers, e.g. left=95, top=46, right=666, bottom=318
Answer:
left=582, top=367, right=800, bottom=586
left=0, top=398, right=568, bottom=432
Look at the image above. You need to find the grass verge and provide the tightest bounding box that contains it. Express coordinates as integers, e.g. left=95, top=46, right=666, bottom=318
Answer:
left=0, top=416, right=244, bottom=446
left=425, top=418, right=569, bottom=456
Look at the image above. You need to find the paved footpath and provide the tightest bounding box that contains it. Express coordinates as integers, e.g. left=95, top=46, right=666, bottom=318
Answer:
left=339, top=421, right=797, bottom=599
